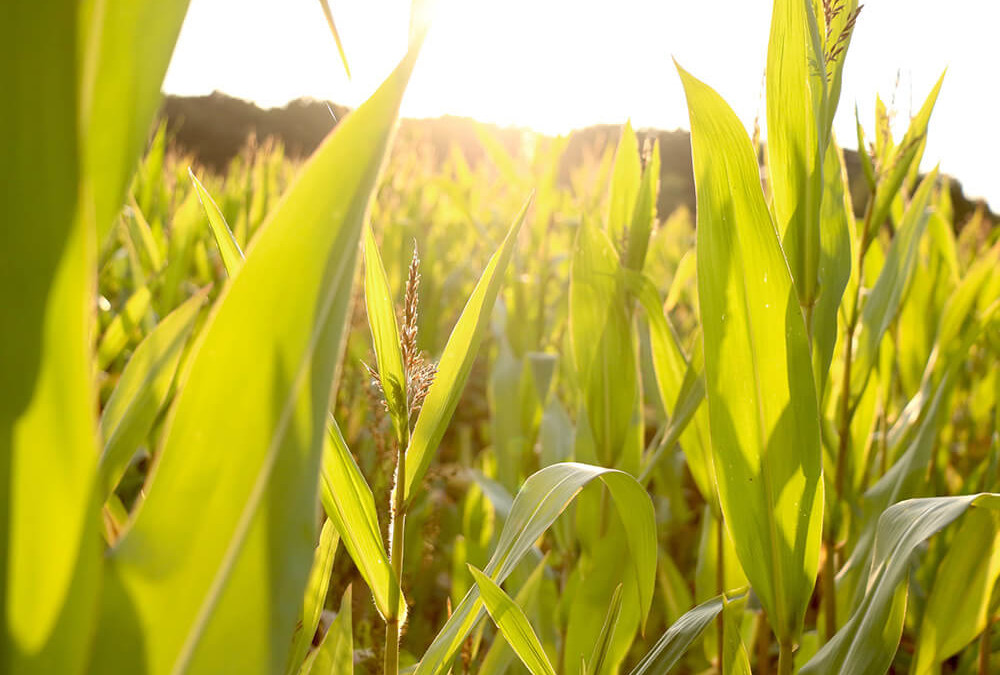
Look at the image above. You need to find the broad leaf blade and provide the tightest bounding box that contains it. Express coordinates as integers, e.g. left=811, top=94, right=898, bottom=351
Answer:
left=607, top=121, right=641, bottom=251
left=678, top=62, right=824, bottom=642
left=90, top=47, right=419, bottom=675
left=1, top=4, right=101, bottom=671
left=469, top=566, right=556, bottom=675
left=404, top=198, right=529, bottom=503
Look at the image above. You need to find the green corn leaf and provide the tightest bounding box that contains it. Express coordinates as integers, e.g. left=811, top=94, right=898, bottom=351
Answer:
left=866, top=72, right=944, bottom=234
left=811, top=139, right=853, bottom=397
left=416, top=463, right=656, bottom=675
left=97, top=286, right=153, bottom=370
left=851, top=168, right=938, bottom=400
left=469, top=566, right=556, bottom=675
left=90, top=46, right=419, bottom=675
left=78, top=0, right=192, bottom=243
left=190, top=170, right=244, bottom=278
left=721, top=595, right=752, bottom=675
left=98, top=289, right=207, bottom=501
left=363, top=225, right=407, bottom=438
left=125, top=198, right=165, bottom=275
left=607, top=121, right=641, bottom=253
left=1, top=4, right=102, bottom=671
left=624, top=138, right=660, bottom=272
left=285, top=519, right=340, bottom=675
left=802, top=494, right=1000, bottom=675
left=628, top=594, right=739, bottom=675
left=855, top=108, right=876, bottom=190
left=316, top=0, right=351, bottom=79
left=404, top=197, right=529, bottom=504
left=570, top=222, right=636, bottom=468
left=677, top=61, right=824, bottom=643
left=302, top=586, right=353, bottom=675
left=479, top=556, right=550, bottom=675
left=585, top=584, right=624, bottom=675
left=628, top=271, right=711, bottom=495
left=320, top=419, right=405, bottom=622
left=913, top=507, right=1000, bottom=674
left=766, top=0, right=827, bottom=307
left=160, top=191, right=206, bottom=312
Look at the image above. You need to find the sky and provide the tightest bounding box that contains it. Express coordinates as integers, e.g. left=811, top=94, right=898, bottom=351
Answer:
left=163, top=0, right=999, bottom=208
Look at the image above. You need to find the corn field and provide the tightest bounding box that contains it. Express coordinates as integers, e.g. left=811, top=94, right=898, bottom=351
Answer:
left=2, top=1, right=999, bottom=674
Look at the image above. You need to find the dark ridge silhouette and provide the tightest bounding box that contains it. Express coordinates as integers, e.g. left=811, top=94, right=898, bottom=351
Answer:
left=159, top=92, right=994, bottom=229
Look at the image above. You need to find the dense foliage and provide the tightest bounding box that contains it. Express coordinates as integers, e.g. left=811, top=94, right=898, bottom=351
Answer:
left=3, top=1, right=998, bottom=674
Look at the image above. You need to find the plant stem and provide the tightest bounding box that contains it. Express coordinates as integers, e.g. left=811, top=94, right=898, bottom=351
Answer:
left=384, top=431, right=408, bottom=675
left=777, top=638, right=795, bottom=675
left=756, top=611, right=772, bottom=675
left=979, top=615, right=993, bottom=675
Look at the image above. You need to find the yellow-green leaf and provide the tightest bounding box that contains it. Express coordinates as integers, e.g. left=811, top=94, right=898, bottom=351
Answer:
left=90, top=46, right=419, bottom=675
left=404, top=198, right=529, bottom=503
left=677, top=61, right=824, bottom=643
left=190, top=170, right=244, bottom=278
left=363, top=225, right=407, bottom=437
left=469, top=566, right=556, bottom=675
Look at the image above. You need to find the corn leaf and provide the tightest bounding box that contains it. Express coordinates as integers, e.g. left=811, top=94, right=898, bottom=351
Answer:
left=316, top=0, right=351, bottom=79
left=722, top=596, right=752, bottom=675
left=766, top=0, right=826, bottom=307
left=607, top=121, right=641, bottom=253
left=320, top=419, right=405, bottom=622
left=302, top=586, right=353, bottom=675
left=363, top=225, right=407, bottom=437
left=79, top=0, right=192, bottom=243
left=1, top=4, right=102, bottom=671
left=811, top=140, right=853, bottom=397
left=913, top=507, right=1000, bottom=674
left=97, top=286, right=153, bottom=370
left=98, top=289, right=206, bottom=500
left=586, top=584, right=624, bottom=675
left=624, top=138, right=660, bottom=272
left=850, top=168, right=937, bottom=400
left=404, top=198, right=529, bottom=503
left=802, top=494, right=1000, bottom=675
left=469, top=566, right=556, bottom=675
left=190, top=170, right=244, bottom=277
left=570, top=222, right=636, bottom=468
left=90, top=47, right=419, bottom=675
left=678, top=61, right=824, bottom=642
left=628, top=594, right=733, bottom=675
left=285, top=520, right=340, bottom=675
left=416, top=463, right=656, bottom=675
left=479, top=555, right=550, bottom=675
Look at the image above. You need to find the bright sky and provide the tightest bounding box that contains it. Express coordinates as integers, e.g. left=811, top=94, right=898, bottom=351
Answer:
left=163, top=0, right=999, bottom=208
